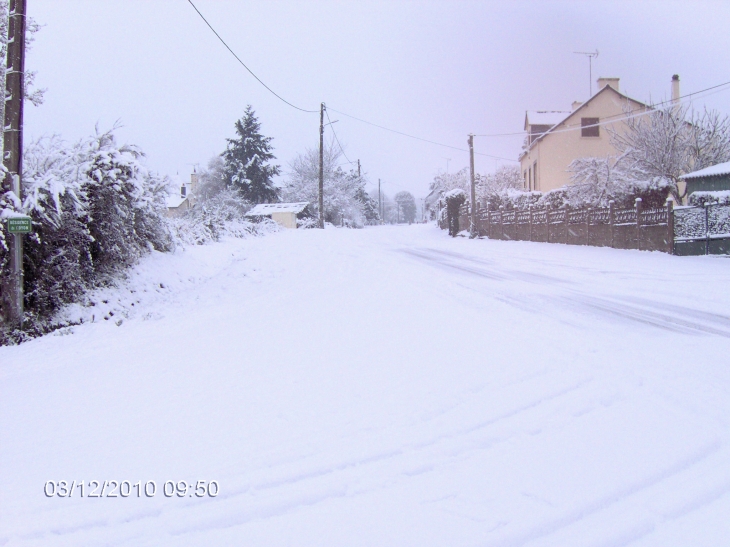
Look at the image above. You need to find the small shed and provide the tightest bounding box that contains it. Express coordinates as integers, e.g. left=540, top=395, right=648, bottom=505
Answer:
left=245, top=202, right=310, bottom=229
left=681, top=161, right=730, bottom=198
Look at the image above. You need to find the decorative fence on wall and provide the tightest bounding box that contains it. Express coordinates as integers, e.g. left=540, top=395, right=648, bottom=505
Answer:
left=673, top=203, right=730, bottom=255
left=439, top=198, right=730, bottom=255
left=440, top=199, right=730, bottom=255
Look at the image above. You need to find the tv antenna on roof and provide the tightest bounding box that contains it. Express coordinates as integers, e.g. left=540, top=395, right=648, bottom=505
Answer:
left=574, top=50, right=599, bottom=97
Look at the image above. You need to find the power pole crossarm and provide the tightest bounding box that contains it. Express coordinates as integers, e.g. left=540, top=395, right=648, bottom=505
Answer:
left=2, top=0, right=27, bottom=329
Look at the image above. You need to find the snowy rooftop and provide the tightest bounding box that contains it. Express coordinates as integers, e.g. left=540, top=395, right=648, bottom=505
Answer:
left=525, top=111, right=571, bottom=127
left=681, top=161, right=730, bottom=179
left=246, top=202, right=309, bottom=215
left=166, top=193, right=187, bottom=208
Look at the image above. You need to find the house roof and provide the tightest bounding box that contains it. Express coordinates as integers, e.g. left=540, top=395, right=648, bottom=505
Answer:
left=522, top=85, right=651, bottom=154
left=525, top=111, right=571, bottom=130
left=166, top=193, right=187, bottom=208
left=681, top=161, right=730, bottom=180
left=246, top=202, right=310, bottom=216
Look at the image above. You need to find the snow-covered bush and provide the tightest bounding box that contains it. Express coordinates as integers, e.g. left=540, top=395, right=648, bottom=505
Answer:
left=568, top=156, right=670, bottom=208
left=445, top=189, right=466, bottom=237
left=168, top=188, right=278, bottom=245
left=536, top=188, right=569, bottom=209
left=484, top=189, right=542, bottom=210
left=688, top=190, right=730, bottom=207
left=1, top=129, right=172, bottom=341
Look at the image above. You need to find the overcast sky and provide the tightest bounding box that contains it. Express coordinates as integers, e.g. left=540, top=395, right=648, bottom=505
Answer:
left=22, top=0, right=730, bottom=199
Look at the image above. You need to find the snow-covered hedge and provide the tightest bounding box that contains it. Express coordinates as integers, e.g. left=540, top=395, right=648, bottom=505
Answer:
left=1, top=130, right=175, bottom=343
left=168, top=188, right=278, bottom=245
left=688, top=190, right=730, bottom=207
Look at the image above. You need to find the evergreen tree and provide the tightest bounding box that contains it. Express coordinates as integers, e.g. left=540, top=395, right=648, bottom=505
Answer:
left=222, top=106, right=280, bottom=204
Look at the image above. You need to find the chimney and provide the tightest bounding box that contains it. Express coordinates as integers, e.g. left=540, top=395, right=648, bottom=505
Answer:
left=671, top=74, right=680, bottom=105
left=596, top=77, right=619, bottom=93
left=572, top=100, right=583, bottom=111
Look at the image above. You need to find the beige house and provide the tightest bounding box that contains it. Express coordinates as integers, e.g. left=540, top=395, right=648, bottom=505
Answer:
left=519, top=77, right=673, bottom=193
left=166, top=171, right=199, bottom=217
left=245, top=202, right=310, bottom=229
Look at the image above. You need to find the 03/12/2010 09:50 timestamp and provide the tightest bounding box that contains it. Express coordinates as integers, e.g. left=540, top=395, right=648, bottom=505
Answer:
left=44, top=480, right=219, bottom=498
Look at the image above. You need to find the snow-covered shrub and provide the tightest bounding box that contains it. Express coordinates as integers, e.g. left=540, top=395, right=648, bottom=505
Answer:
left=1, top=129, right=172, bottom=341
left=445, top=189, right=466, bottom=237
left=688, top=190, right=730, bottom=207
left=297, top=217, right=318, bottom=229
left=169, top=188, right=279, bottom=246
left=484, top=189, right=542, bottom=210
left=537, top=188, right=569, bottom=209
left=568, top=156, right=671, bottom=208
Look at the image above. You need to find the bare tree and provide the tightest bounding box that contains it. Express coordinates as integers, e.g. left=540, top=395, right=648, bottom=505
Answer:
left=609, top=105, right=730, bottom=202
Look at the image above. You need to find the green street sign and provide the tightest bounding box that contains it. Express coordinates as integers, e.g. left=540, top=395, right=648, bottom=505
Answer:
left=7, top=217, right=32, bottom=233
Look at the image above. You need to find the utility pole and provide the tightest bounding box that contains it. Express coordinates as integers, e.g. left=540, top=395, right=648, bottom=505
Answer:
left=2, top=0, right=27, bottom=329
left=318, top=102, right=324, bottom=228
left=468, top=134, right=476, bottom=238
left=378, top=178, right=382, bottom=224
left=357, top=159, right=361, bottom=178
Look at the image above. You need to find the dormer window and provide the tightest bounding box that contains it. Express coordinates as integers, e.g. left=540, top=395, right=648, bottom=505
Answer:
left=581, top=117, right=600, bottom=137
left=180, top=185, right=187, bottom=197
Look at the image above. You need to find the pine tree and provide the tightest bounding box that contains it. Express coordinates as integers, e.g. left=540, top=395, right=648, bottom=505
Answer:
left=222, top=106, right=280, bottom=204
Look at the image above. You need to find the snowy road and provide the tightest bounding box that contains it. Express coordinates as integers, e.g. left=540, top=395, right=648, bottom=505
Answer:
left=1, top=225, right=729, bottom=546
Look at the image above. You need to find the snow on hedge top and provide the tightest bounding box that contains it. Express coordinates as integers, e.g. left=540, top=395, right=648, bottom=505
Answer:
left=443, top=188, right=467, bottom=199
left=681, top=161, right=730, bottom=179
left=246, top=202, right=309, bottom=215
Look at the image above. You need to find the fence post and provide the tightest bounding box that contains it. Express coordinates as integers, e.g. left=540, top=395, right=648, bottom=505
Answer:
left=486, top=202, right=490, bottom=239
left=546, top=204, right=551, bottom=243
left=608, top=200, right=615, bottom=248
left=705, top=203, right=710, bottom=255
left=635, top=197, right=643, bottom=250
left=563, top=205, right=569, bottom=243
left=529, top=205, right=533, bottom=241
left=666, top=199, right=674, bottom=255
left=499, top=205, right=504, bottom=239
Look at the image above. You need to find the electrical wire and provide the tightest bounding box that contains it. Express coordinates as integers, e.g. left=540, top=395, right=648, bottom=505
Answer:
left=186, top=0, right=317, bottom=114
left=325, top=107, right=355, bottom=166
left=326, top=106, right=518, bottom=162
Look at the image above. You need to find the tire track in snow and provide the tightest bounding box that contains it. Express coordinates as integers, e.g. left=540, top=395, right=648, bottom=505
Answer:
left=399, top=246, right=730, bottom=338
left=478, top=440, right=724, bottom=547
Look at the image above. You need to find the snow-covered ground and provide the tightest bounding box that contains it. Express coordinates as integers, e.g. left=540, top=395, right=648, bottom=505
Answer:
left=1, top=224, right=729, bottom=547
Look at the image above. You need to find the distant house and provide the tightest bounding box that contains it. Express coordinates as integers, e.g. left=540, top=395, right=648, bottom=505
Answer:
left=680, top=161, right=730, bottom=197
left=166, top=171, right=199, bottom=217
left=245, top=202, right=311, bottom=229
left=519, top=76, right=680, bottom=193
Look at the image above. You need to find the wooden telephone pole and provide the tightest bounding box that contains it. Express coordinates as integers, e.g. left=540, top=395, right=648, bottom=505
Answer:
left=378, top=178, right=382, bottom=224
left=2, top=0, right=27, bottom=328
left=318, top=102, right=324, bottom=228
left=468, top=134, right=477, bottom=238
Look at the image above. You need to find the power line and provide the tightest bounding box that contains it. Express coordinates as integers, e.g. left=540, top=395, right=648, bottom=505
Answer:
left=326, top=106, right=518, bottom=162
left=186, top=0, right=317, bottom=114
left=325, top=107, right=354, bottom=165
